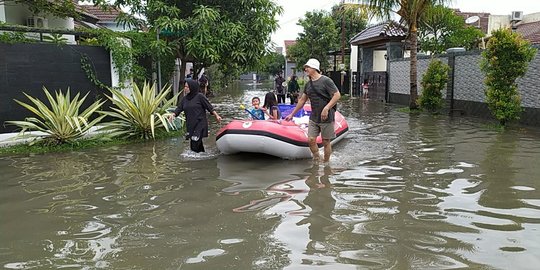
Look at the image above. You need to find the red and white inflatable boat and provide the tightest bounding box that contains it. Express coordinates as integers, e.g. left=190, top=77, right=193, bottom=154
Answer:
left=216, top=104, right=349, bottom=159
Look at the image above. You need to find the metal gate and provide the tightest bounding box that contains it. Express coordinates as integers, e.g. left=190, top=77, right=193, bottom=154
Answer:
left=328, top=71, right=350, bottom=94
left=360, top=72, right=387, bottom=102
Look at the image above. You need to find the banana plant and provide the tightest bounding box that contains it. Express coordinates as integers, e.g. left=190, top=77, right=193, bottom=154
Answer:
left=6, top=87, right=106, bottom=145
left=99, top=82, right=182, bottom=139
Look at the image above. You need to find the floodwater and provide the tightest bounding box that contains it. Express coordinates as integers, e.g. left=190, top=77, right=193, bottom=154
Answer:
left=1, top=81, right=540, bottom=269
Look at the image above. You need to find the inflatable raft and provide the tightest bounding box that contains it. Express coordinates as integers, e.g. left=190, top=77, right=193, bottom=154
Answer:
left=216, top=104, right=349, bottom=159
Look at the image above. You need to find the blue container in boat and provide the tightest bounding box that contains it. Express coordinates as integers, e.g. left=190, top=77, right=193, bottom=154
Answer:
left=278, top=104, right=307, bottom=118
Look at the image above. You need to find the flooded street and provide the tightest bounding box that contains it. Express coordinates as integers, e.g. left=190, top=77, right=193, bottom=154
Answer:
left=1, top=81, right=540, bottom=269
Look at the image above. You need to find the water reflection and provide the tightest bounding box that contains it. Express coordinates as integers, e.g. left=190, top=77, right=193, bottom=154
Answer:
left=298, top=165, right=338, bottom=265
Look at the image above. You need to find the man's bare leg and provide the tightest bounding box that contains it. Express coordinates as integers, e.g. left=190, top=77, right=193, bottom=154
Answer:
left=322, top=139, right=332, bottom=163
left=308, top=137, right=319, bottom=161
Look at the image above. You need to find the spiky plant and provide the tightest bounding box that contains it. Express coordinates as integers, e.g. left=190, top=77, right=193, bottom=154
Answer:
left=100, top=82, right=182, bottom=139
left=6, top=87, right=106, bottom=145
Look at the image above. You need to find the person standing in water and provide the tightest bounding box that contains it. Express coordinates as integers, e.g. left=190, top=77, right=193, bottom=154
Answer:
left=275, top=73, right=286, bottom=104
left=288, top=75, right=300, bottom=104
left=170, top=79, right=222, bottom=153
left=285, top=58, right=340, bottom=163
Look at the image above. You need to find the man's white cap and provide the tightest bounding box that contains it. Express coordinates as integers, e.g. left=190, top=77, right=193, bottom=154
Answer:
left=304, top=58, right=320, bottom=72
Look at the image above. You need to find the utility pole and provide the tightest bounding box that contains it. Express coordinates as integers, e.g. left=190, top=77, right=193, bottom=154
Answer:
left=341, top=0, right=345, bottom=64
left=340, top=0, right=346, bottom=92
left=156, top=29, right=162, bottom=91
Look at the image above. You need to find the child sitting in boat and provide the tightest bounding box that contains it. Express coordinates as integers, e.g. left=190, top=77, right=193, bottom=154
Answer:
left=250, top=96, right=265, bottom=120
left=263, top=92, right=281, bottom=120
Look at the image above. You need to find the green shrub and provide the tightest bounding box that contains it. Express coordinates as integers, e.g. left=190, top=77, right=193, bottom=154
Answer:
left=43, top=33, right=68, bottom=45
left=99, top=82, right=181, bottom=139
left=419, top=59, right=450, bottom=113
left=6, top=87, right=105, bottom=145
left=0, top=31, right=35, bottom=44
left=480, top=28, right=537, bottom=126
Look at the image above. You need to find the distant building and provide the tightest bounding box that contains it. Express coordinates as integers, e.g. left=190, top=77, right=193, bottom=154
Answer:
left=283, top=40, right=303, bottom=79
left=0, top=0, right=98, bottom=44
left=455, top=10, right=540, bottom=45
left=77, top=5, right=133, bottom=31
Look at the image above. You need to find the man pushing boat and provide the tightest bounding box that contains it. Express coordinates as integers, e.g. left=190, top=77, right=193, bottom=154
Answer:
left=284, top=58, right=341, bottom=163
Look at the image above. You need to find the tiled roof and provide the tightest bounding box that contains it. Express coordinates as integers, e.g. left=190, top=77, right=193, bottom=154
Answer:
left=284, top=40, right=296, bottom=47
left=350, top=20, right=407, bottom=45
left=517, top=21, right=540, bottom=44
left=79, top=5, right=122, bottom=23
left=284, top=40, right=296, bottom=54
left=43, top=0, right=99, bottom=20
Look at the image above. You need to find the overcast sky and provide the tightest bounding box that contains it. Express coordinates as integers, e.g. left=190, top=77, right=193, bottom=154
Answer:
left=270, top=0, right=540, bottom=47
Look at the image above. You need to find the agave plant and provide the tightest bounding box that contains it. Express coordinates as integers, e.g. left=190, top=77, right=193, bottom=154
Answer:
left=6, top=87, right=106, bottom=145
left=100, top=82, right=182, bottom=139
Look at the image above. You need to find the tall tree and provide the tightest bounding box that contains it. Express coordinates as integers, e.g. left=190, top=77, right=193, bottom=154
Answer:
left=287, top=11, right=338, bottom=73
left=93, top=0, right=282, bottom=80
left=0, top=0, right=80, bottom=18
left=257, top=52, right=286, bottom=76
left=360, top=0, right=449, bottom=109
left=419, top=5, right=484, bottom=54
left=331, top=4, right=369, bottom=65
left=288, top=6, right=367, bottom=73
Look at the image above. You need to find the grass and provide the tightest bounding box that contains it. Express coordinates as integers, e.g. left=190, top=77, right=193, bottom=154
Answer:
left=397, top=107, right=423, bottom=114
left=483, top=122, right=507, bottom=131
left=0, top=130, right=184, bottom=156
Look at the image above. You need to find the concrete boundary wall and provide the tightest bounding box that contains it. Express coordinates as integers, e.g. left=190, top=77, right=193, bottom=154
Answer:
left=388, top=45, right=540, bottom=126
left=0, top=43, right=112, bottom=133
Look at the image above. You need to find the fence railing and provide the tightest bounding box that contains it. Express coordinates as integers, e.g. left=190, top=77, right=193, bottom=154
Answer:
left=0, top=25, right=94, bottom=42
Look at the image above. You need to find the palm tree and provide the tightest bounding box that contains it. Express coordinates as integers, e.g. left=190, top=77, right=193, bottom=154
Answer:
left=360, top=0, right=449, bottom=109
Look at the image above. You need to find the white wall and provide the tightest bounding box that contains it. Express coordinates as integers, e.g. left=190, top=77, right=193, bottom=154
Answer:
left=349, top=45, right=358, bottom=72
left=0, top=4, right=6, bottom=22
left=373, top=50, right=387, bottom=71
left=488, top=15, right=510, bottom=35
left=523, top=12, right=540, bottom=23
left=3, top=4, right=28, bottom=24
left=46, top=17, right=76, bottom=44
left=111, top=38, right=133, bottom=98
left=101, top=22, right=131, bottom=32
left=1, top=3, right=76, bottom=43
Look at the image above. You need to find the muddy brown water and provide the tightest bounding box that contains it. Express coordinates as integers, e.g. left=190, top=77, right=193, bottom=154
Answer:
left=1, top=81, right=539, bottom=269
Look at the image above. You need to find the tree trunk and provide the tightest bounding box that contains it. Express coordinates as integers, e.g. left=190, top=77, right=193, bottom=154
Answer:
left=409, top=28, right=419, bottom=110
left=179, top=57, right=187, bottom=84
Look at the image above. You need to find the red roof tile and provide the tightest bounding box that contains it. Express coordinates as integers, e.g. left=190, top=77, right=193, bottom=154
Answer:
left=79, top=5, right=122, bottom=23
left=284, top=40, right=296, bottom=54
left=517, top=21, right=540, bottom=44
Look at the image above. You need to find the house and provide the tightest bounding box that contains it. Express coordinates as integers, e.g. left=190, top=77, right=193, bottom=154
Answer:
left=456, top=10, right=540, bottom=45
left=77, top=4, right=132, bottom=31
left=349, top=20, right=408, bottom=98
left=283, top=40, right=303, bottom=79
left=0, top=1, right=132, bottom=36
left=0, top=0, right=99, bottom=43
left=516, top=20, right=540, bottom=44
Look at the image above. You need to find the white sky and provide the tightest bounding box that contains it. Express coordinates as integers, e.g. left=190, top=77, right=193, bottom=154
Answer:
left=270, top=0, right=540, bottom=47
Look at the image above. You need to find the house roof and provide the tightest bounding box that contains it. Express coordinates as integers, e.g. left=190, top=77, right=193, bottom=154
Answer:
left=517, top=21, right=540, bottom=44
left=42, top=0, right=99, bottom=21
left=350, top=21, right=407, bottom=46
left=284, top=40, right=296, bottom=54
left=78, top=5, right=122, bottom=23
